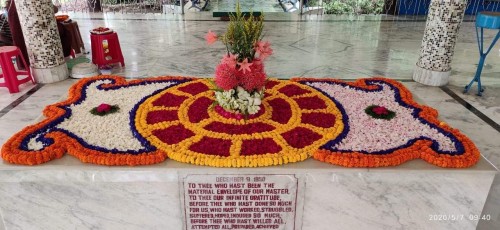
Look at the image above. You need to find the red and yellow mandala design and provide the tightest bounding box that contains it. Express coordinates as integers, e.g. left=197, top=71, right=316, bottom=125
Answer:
left=135, top=79, right=344, bottom=167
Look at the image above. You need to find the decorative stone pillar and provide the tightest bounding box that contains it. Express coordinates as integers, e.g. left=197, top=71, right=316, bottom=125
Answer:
left=15, top=0, right=69, bottom=83
left=413, top=0, right=467, bottom=86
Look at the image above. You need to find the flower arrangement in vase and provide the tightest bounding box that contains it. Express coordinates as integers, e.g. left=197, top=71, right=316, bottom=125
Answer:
left=205, top=3, right=273, bottom=118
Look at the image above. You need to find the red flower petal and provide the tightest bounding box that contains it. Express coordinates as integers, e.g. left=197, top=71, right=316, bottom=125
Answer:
left=204, top=122, right=275, bottom=134
left=189, top=137, right=231, bottom=156
left=372, top=106, right=389, bottom=115
left=97, top=103, right=112, bottom=113
left=146, top=110, right=178, bottom=124
left=178, top=82, right=209, bottom=95
left=241, top=138, right=282, bottom=155
left=294, top=96, right=327, bottom=110
left=153, top=125, right=194, bottom=145
left=268, top=98, right=292, bottom=124
left=301, top=112, right=336, bottom=128
left=188, top=97, right=212, bottom=123
left=278, top=84, right=311, bottom=97
left=152, top=93, right=187, bottom=107
left=281, top=127, right=322, bottom=148
left=265, top=80, right=280, bottom=89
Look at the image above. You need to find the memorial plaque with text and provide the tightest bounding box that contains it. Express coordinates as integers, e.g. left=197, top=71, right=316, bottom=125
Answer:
left=182, top=174, right=300, bottom=230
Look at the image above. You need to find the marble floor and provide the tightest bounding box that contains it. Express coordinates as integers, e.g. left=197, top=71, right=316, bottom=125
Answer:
left=0, top=12, right=499, bottom=229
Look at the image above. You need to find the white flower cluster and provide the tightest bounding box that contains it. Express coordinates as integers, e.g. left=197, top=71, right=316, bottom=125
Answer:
left=54, top=80, right=174, bottom=151
left=215, top=86, right=264, bottom=115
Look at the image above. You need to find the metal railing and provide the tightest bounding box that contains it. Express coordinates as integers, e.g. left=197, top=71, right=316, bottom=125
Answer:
left=51, top=0, right=171, bottom=13
left=300, top=0, right=500, bottom=15
left=298, top=0, right=385, bottom=14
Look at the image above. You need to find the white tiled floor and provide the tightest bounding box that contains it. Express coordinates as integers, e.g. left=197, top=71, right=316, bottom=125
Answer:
left=0, top=12, right=499, bottom=229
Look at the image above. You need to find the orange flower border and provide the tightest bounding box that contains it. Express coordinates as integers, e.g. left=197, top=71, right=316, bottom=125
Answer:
left=1, top=76, right=193, bottom=166
left=1, top=76, right=480, bottom=168
left=293, top=77, right=480, bottom=168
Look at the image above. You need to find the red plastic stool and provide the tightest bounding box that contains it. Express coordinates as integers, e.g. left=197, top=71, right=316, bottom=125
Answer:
left=0, top=46, right=34, bottom=93
left=70, top=49, right=76, bottom=59
left=91, top=32, right=125, bottom=68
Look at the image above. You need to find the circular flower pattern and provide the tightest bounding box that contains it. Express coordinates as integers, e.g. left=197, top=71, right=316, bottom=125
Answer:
left=135, top=79, right=344, bottom=167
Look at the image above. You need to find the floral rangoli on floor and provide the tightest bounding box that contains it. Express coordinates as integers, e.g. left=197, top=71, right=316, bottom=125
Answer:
left=1, top=76, right=480, bottom=168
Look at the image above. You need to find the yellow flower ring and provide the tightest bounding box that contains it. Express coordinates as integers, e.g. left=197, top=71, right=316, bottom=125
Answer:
left=135, top=79, right=344, bottom=167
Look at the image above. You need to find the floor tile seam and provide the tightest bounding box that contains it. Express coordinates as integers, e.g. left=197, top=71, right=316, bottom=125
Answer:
left=0, top=84, right=45, bottom=120
left=440, top=86, right=500, bottom=133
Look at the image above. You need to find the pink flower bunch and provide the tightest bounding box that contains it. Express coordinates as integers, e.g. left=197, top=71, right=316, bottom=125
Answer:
left=221, top=53, right=238, bottom=67
left=237, top=58, right=266, bottom=91
left=97, top=103, right=112, bottom=113
left=214, top=62, right=238, bottom=90
left=254, top=41, right=273, bottom=60
left=205, top=30, right=218, bottom=45
left=214, top=56, right=267, bottom=92
left=372, top=106, right=389, bottom=115
left=205, top=29, right=272, bottom=92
